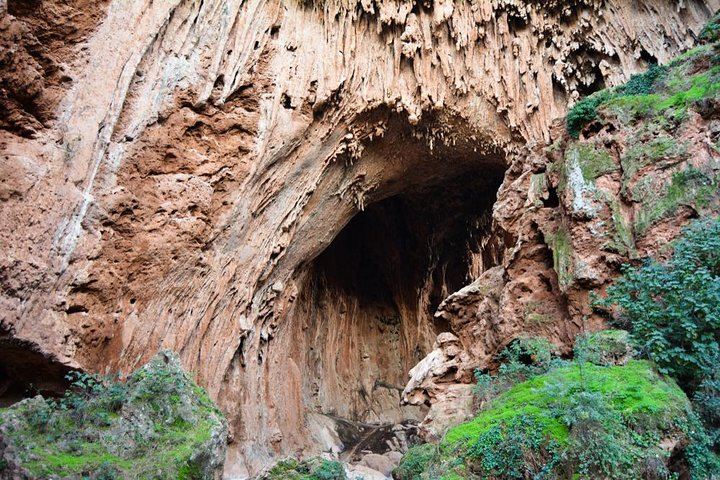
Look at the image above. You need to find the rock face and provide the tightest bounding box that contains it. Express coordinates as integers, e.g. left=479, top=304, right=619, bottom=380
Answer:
left=0, top=0, right=718, bottom=476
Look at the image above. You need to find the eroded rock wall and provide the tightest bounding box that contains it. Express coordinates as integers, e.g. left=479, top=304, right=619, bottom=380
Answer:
left=0, top=0, right=717, bottom=475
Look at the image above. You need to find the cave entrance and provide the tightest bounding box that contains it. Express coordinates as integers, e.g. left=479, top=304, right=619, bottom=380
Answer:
left=292, top=113, right=508, bottom=430
left=0, top=326, right=71, bottom=407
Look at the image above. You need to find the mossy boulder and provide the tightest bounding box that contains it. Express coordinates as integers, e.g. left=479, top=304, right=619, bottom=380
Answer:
left=0, top=351, right=227, bottom=479
left=402, top=360, right=691, bottom=479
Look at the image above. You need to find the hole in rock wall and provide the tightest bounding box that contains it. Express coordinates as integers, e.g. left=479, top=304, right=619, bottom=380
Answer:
left=289, top=115, right=507, bottom=434
left=0, top=327, right=71, bottom=407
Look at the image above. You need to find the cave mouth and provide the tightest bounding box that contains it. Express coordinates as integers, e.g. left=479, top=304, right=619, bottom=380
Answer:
left=0, top=326, right=71, bottom=407
left=294, top=141, right=507, bottom=429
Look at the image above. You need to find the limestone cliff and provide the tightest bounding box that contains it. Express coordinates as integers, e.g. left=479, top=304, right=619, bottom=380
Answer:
left=0, top=0, right=718, bottom=476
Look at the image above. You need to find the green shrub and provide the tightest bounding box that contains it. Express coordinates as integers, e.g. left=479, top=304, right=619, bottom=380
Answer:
left=260, top=458, right=346, bottom=480
left=615, top=64, right=668, bottom=97
left=473, top=337, right=559, bottom=411
left=312, top=459, right=345, bottom=480
left=694, top=369, right=720, bottom=451
left=567, top=90, right=611, bottom=138
left=700, top=11, right=720, bottom=43
left=497, top=336, right=556, bottom=378
left=561, top=391, right=646, bottom=479
left=465, top=414, right=562, bottom=479
left=566, top=65, right=667, bottom=138
left=394, top=444, right=435, bottom=480
left=597, top=217, right=720, bottom=391
left=434, top=361, right=690, bottom=479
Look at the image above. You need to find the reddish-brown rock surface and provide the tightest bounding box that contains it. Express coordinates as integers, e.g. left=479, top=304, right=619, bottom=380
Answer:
left=1, top=0, right=719, bottom=476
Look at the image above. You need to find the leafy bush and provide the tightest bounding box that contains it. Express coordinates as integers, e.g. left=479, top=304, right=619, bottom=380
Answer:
left=260, top=458, right=346, bottom=480
left=432, top=361, right=691, bottom=479
left=615, top=64, right=668, bottom=97
left=473, top=337, right=559, bottom=411
left=497, top=336, right=557, bottom=379
left=393, top=444, right=435, bottom=480
left=596, top=217, right=720, bottom=391
left=700, top=11, right=720, bottom=43
left=567, top=90, right=611, bottom=138
left=694, top=368, right=720, bottom=451
left=312, top=459, right=345, bottom=480
left=560, top=391, right=647, bottom=479
left=566, top=64, right=669, bottom=139
left=465, top=414, right=562, bottom=479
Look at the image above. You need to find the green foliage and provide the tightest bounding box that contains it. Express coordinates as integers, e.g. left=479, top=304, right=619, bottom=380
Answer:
left=312, top=459, right=346, bottom=480
left=616, top=64, right=668, bottom=97
left=394, top=444, right=436, bottom=480
left=573, top=329, right=633, bottom=366
left=472, top=337, right=559, bottom=412
left=567, top=65, right=667, bottom=138
left=419, top=361, right=690, bottom=479
left=566, top=90, right=611, bottom=138
left=465, top=414, right=561, bottom=479
left=679, top=411, right=720, bottom=479
left=700, top=11, right=720, bottom=44
left=560, top=391, right=659, bottom=479
left=694, top=372, right=720, bottom=448
left=566, top=23, right=720, bottom=138
left=260, top=458, right=346, bottom=480
left=597, top=217, right=720, bottom=390
left=0, top=351, right=226, bottom=480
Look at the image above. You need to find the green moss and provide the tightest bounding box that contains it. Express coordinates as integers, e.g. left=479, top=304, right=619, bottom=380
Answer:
left=607, top=199, right=635, bottom=256
left=547, top=226, right=573, bottom=290
left=634, top=168, right=719, bottom=234
left=25, top=450, right=130, bottom=477
left=410, top=361, right=689, bottom=479
left=605, top=93, right=662, bottom=123
left=572, top=144, right=616, bottom=181
left=567, top=39, right=720, bottom=137
left=0, top=352, right=226, bottom=479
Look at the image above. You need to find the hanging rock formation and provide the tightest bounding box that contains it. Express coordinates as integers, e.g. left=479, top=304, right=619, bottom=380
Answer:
left=1, top=0, right=718, bottom=476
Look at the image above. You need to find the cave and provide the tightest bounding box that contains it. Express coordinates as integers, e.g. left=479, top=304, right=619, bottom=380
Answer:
left=0, top=326, right=71, bottom=407
left=286, top=113, right=508, bottom=431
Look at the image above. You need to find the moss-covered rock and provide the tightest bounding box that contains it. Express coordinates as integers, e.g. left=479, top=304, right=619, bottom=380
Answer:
left=0, top=351, right=227, bottom=479
left=402, top=360, right=691, bottom=479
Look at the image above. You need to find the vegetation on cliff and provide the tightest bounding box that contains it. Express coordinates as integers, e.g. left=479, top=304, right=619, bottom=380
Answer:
left=255, top=457, right=346, bottom=480
left=397, top=348, right=693, bottom=479
left=396, top=216, right=720, bottom=479
left=0, top=351, right=227, bottom=479
left=396, top=14, right=720, bottom=475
